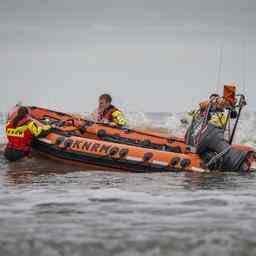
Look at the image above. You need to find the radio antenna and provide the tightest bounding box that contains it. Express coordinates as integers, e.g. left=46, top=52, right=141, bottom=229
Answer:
left=216, top=42, right=224, bottom=93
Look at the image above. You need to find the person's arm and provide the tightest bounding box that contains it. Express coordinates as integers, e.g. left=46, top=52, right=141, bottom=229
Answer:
left=112, top=110, right=127, bottom=126
left=27, top=121, right=50, bottom=137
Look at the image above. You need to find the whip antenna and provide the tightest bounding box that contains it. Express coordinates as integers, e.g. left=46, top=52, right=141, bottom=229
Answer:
left=217, top=43, right=224, bottom=93
left=242, top=40, right=247, bottom=94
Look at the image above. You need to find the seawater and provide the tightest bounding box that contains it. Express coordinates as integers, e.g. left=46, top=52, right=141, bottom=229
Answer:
left=0, top=112, right=256, bottom=256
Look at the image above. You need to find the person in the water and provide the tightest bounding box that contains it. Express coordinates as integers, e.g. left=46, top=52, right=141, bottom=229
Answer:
left=4, top=106, right=50, bottom=162
left=91, top=94, right=127, bottom=127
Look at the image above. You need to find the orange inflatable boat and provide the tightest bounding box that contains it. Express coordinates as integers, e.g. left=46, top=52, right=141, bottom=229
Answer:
left=24, top=88, right=256, bottom=173
left=26, top=106, right=203, bottom=172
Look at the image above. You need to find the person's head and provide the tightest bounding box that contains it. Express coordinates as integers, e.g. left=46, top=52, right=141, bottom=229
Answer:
left=98, top=94, right=112, bottom=111
left=12, top=106, right=29, bottom=128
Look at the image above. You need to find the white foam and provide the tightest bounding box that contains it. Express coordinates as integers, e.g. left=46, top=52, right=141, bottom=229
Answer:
left=235, top=111, right=256, bottom=147
left=114, top=110, right=256, bottom=148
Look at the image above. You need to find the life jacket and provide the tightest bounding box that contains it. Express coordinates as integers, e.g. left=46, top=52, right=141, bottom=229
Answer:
left=209, top=111, right=228, bottom=129
left=5, top=117, right=38, bottom=152
left=97, top=105, right=127, bottom=126
left=97, top=105, right=116, bottom=122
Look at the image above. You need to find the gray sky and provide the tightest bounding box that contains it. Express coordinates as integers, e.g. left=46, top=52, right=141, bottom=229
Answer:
left=1, top=0, right=255, bottom=113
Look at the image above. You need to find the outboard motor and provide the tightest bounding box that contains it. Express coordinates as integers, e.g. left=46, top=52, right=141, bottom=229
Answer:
left=196, top=123, right=250, bottom=172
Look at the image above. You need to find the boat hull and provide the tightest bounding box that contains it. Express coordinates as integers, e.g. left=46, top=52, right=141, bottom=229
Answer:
left=22, top=106, right=256, bottom=173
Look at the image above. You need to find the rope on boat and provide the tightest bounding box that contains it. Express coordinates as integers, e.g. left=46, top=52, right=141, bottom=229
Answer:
left=206, top=145, right=231, bottom=168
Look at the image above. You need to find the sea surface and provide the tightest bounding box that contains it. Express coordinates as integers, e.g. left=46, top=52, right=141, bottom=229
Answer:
left=1, top=112, right=256, bottom=256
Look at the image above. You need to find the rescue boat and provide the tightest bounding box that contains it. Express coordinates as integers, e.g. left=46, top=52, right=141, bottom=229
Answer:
left=24, top=86, right=256, bottom=173
left=27, top=106, right=203, bottom=172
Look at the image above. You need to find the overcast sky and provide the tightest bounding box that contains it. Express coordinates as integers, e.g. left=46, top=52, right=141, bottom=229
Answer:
left=1, top=0, right=255, bottom=113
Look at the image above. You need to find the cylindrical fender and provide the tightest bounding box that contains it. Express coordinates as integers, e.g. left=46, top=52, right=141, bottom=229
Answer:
left=143, top=152, right=154, bottom=162
left=119, top=148, right=129, bottom=159
left=170, top=157, right=180, bottom=167
left=180, top=159, right=191, bottom=168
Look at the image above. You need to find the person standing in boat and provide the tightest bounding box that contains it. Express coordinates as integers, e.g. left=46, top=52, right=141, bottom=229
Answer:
left=180, top=94, right=227, bottom=128
left=4, top=106, right=50, bottom=162
left=92, top=94, right=127, bottom=127
left=186, top=93, right=250, bottom=171
left=185, top=94, right=228, bottom=127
